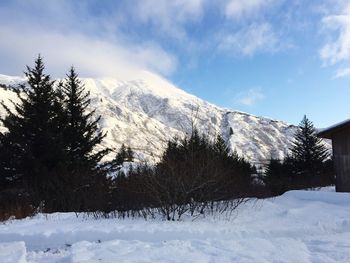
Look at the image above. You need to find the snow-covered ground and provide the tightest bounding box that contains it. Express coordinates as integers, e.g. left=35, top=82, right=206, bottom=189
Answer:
left=1, top=188, right=350, bottom=262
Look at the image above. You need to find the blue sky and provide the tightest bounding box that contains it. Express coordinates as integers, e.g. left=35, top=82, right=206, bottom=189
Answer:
left=0, top=0, right=349, bottom=127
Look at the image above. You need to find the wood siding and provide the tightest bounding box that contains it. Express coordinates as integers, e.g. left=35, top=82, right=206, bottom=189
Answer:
left=332, top=126, right=350, bottom=192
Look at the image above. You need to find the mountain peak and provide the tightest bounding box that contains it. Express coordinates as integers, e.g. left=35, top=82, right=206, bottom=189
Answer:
left=0, top=73, right=301, bottom=164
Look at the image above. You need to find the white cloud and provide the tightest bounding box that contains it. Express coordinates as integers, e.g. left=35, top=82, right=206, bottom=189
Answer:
left=133, top=0, right=206, bottom=40
left=0, top=1, right=177, bottom=79
left=335, top=67, right=350, bottom=78
left=0, top=25, right=177, bottom=79
left=320, top=3, right=350, bottom=65
left=218, top=23, right=278, bottom=56
left=224, top=0, right=276, bottom=20
left=234, top=88, right=265, bottom=106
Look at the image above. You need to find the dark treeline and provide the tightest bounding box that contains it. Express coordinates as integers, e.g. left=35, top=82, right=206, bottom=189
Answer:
left=110, top=131, right=255, bottom=220
left=0, top=57, right=334, bottom=221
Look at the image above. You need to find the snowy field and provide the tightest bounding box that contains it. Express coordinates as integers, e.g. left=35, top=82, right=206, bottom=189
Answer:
left=1, top=187, right=350, bottom=263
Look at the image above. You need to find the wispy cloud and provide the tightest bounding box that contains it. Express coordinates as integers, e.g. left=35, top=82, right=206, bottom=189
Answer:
left=132, top=0, right=206, bottom=41
left=217, top=23, right=279, bottom=56
left=224, top=0, right=276, bottom=20
left=320, top=8, right=350, bottom=65
left=234, top=88, right=265, bottom=106
left=319, top=1, right=350, bottom=78
left=335, top=67, right=350, bottom=78
left=217, top=0, right=291, bottom=57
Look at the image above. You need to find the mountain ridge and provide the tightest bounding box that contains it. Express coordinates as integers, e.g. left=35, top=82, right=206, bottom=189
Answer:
left=0, top=72, right=304, bottom=165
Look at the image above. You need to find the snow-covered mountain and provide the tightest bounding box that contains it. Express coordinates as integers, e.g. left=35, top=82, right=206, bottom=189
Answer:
left=0, top=72, right=301, bottom=165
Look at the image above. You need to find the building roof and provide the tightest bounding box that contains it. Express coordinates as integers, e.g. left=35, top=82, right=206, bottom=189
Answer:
left=318, top=119, right=350, bottom=139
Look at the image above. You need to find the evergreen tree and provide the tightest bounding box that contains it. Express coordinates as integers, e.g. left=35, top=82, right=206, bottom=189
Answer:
left=0, top=137, right=10, bottom=189
left=0, top=55, right=66, bottom=207
left=61, top=67, right=108, bottom=169
left=114, top=144, right=127, bottom=166
left=58, top=67, right=110, bottom=212
left=213, top=135, right=229, bottom=156
left=264, top=158, right=293, bottom=196
left=290, top=115, right=329, bottom=172
left=126, top=146, right=134, bottom=162
left=110, top=144, right=134, bottom=175
left=265, top=116, right=333, bottom=195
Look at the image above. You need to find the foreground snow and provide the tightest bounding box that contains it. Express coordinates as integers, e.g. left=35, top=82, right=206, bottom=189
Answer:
left=1, top=188, right=350, bottom=262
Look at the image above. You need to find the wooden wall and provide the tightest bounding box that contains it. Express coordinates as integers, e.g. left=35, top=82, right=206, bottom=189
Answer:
left=332, top=126, right=350, bottom=192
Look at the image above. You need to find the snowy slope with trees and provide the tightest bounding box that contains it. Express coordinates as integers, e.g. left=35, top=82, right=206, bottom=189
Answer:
left=1, top=188, right=350, bottom=262
left=0, top=72, right=308, bottom=163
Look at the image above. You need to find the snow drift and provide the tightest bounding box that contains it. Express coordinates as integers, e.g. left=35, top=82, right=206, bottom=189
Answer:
left=0, top=188, right=349, bottom=262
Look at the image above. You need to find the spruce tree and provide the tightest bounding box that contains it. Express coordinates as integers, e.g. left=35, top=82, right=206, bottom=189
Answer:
left=126, top=146, right=134, bottom=162
left=214, top=135, right=229, bottom=156
left=290, top=115, right=329, bottom=172
left=59, top=67, right=110, bottom=212
left=0, top=137, right=10, bottom=189
left=264, top=115, right=333, bottom=194
left=110, top=144, right=135, bottom=172
left=264, top=158, right=293, bottom=196
left=114, top=144, right=127, bottom=166
left=0, top=55, right=66, bottom=207
left=61, top=67, right=108, bottom=169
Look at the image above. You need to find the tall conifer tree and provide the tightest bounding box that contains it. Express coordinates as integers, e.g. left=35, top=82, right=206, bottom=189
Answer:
left=290, top=115, right=329, bottom=172
left=0, top=56, right=66, bottom=206
left=61, top=67, right=108, bottom=169
left=59, top=67, right=110, bottom=212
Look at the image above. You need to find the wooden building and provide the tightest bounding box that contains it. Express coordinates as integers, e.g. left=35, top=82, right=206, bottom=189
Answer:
left=318, top=119, right=350, bottom=192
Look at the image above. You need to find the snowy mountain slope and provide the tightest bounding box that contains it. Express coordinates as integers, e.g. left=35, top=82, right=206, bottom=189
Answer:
left=0, top=72, right=314, bottom=164
left=225, top=112, right=297, bottom=164
left=0, top=84, right=20, bottom=135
